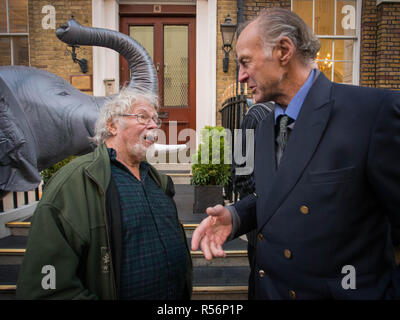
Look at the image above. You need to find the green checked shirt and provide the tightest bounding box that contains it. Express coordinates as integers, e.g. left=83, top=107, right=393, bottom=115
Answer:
left=108, top=149, right=190, bottom=299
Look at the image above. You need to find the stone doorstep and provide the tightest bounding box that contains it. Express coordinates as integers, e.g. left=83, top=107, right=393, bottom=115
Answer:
left=150, top=163, right=192, bottom=172
left=0, top=203, right=38, bottom=239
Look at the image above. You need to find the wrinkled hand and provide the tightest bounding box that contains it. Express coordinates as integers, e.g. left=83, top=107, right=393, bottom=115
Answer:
left=191, top=204, right=232, bottom=260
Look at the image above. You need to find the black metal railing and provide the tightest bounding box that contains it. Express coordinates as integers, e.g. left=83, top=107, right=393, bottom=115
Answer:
left=220, top=92, right=249, bottom=202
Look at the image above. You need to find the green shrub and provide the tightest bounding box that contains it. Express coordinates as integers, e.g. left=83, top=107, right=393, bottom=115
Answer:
left=40, top=156, right=76, bottom=187
left=191, top=126, right=231, bottom=186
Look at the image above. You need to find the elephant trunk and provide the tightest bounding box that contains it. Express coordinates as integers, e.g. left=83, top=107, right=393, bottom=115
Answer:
left=56, top=18, right=158, bottom=96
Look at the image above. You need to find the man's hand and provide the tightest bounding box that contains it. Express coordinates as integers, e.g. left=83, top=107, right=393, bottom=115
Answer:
left=191, top=204, right=233, bottom=260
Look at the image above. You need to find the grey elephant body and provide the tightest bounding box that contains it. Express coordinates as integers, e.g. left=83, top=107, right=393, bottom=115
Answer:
left=0, top=18, right=158, bottom=197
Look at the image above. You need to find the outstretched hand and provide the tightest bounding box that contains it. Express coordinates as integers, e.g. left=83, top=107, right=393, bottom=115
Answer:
left=191, top=204, right=233, bottom=260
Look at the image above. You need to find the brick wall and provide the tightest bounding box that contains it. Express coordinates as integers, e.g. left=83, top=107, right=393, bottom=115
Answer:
left=216, top=0, right=237, bottom=126
left=216, top=0, right=291, bottom=126
left=360, top=0, right=378, bottom=87
left=243, top=0, right=290, bottom=20
left=28, top=0, right=93, bottom=94
left=376, top=2, right=400, bottom=89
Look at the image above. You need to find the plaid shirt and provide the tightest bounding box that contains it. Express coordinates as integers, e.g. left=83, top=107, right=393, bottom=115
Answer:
left=108, top=149, right=189, bottom=299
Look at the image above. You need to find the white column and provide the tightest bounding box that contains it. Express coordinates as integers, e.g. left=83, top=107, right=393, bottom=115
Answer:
left=92, top=0, right=119, bottom=96
left=196, top=0, right=217, bottom=144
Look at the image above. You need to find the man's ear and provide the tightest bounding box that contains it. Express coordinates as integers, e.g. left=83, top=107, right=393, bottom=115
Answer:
left=276, top=36, right=295, bottom=66
left=107, top=119, right=117, bottom=136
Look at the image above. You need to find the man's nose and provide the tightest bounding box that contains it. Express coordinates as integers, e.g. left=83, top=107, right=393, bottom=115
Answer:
left=238, top=67, right=248, bottom=83
left=147, top=118, right=159, bottom=129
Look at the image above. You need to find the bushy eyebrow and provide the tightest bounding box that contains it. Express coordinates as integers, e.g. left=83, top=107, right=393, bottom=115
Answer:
left=132, top=106, right=157, bottom=117
left=236, top=56, right=250, bottom=65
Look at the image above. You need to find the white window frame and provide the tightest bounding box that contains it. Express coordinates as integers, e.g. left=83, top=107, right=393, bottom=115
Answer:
left=0, top=0, right=30, bottom=66
left=291, top=0, right=361, bottom=84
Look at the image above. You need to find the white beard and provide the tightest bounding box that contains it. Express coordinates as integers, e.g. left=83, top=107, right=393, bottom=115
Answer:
left=129, top=142, right=148, bottom=162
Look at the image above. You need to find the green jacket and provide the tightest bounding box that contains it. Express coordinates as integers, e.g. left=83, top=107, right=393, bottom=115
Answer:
left=16, top=144, right=192, bottom=299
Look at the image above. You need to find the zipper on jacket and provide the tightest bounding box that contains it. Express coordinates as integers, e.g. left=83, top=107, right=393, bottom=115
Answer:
left=84, top=169, right=118, bottom=300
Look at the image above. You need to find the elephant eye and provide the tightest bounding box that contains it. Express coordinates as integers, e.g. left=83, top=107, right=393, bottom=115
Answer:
left=58, top=91, right=69, bottom=96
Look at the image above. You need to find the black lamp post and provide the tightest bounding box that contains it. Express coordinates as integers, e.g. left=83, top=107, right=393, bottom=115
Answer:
left=220, top=14, right=237, bottom=73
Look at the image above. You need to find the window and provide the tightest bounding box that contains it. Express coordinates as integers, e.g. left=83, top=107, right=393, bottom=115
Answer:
left=292, top=0, right=359, bottom=84
left=0, top=0, right=29, bottom=66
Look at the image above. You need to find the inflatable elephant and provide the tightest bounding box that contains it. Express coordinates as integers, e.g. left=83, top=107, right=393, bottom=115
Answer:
left=0, top=18, right=158, bottom=198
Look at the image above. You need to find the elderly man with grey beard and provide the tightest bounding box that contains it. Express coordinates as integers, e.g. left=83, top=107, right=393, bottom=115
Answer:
left=17, top=88, right=192, bottom=300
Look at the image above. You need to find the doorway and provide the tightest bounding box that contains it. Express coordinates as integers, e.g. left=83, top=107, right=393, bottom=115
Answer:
left=120, top=13, right=196, bottom=148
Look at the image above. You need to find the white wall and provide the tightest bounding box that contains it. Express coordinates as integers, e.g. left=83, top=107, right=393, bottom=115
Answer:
left=92, top=0, right=119, bottom=96
left=196, top=0, right=217, bottom=137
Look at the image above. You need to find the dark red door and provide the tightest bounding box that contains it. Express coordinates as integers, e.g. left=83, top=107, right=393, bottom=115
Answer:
left=120, top=15, right=196, bottom=146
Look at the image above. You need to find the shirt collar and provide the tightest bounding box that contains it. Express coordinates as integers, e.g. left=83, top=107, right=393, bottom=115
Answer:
left=274, top=68, right=315, bottom=123
left=107, top=147, right=149, bottom=178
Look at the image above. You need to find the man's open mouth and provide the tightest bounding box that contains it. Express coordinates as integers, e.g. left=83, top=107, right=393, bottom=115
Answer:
left=143, top=131, right=158, bottom=143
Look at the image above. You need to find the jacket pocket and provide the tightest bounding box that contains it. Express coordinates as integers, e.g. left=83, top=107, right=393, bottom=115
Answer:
left=308, top=166, right=355, bottom=184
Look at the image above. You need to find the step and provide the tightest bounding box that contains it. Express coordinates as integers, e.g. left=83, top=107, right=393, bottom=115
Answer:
left=0, top=265, right=250, bottom=300
left=0, top=284, right=248, bottom=300
left=192, top=286, right=248, bottom=300
left=169, top=173, right=191, bottom=185
left=0, top=285, right=16, bottom=300
left=191, top=250, right=248, bottom=267
left=5, top=222, right=30, bottom=237
left=151, top=163, right=192, bottom=172
left=184, top=224, right=197, bottom=238
left=0, top=248, right=248, bottom=267
left=0, top=264, right=19, bottom=285
left=151, top=163, right=192, bottom=185
left=193, top=266, right=250, bottom=286
left=0, top=236, right=27, bottom=265
left=5, top=221, right=198, bottom=238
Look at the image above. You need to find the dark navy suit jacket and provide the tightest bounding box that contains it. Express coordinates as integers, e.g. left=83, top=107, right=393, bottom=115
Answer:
left=233, top=72, right=400, bottom=299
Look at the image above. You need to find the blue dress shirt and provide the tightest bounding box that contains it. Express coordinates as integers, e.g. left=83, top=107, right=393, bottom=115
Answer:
left=274, top=68, right=316, bottom=123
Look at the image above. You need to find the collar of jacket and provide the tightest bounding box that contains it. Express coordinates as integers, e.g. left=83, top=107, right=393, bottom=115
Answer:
left=84, top=144, right=169, bottom=195
left=83, top=144, right=112, bottom=194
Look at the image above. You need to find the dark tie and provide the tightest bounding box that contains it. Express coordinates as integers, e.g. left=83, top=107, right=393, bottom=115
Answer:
left=276, top=115, right=292, bottom=165
left=277, top=115, right=289, bottom=152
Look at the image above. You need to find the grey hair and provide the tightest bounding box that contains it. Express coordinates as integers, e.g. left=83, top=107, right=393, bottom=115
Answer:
left=91, top=87, right=159, bottom=146
left=254, top=8, right=320, bottom=66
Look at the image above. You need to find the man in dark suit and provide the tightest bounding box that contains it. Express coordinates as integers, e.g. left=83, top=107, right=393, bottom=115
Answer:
left=192, top=8, right=400, bottom=299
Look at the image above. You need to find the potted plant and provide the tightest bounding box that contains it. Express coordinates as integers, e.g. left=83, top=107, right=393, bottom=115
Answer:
left=191, top=126, right=231, bottom=213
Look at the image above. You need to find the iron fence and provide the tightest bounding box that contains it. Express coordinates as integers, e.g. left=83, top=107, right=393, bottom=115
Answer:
left=219, top=92, right=249, bottom=202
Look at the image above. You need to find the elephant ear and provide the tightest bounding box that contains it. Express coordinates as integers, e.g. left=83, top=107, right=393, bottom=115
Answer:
left=0, top=74, right=41, bottom=195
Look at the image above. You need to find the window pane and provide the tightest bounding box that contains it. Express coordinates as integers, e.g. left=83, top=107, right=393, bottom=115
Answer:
left=292, top=0, right=314, bottom=31
left=9, top=0, right=28, bottom=33
left=129, top=26, right=154, bottom=61
left=334, top=39, right=354, bottom=61
left=336, top=0, right=357, bottom=36
left=315, top=0, right=335, bottom=35
left=13, top=36, right=29, bottom=66
left=334, top=61, right=354, bottom=83
left=316, top=38, right=333, bottom=62
left=0, top=0, right=7, bottom=33
left=316, top=39, right=333, bottom=80
left=0, top=37, right=11, bottom=65
left=164, top=25, right=188, bottom=108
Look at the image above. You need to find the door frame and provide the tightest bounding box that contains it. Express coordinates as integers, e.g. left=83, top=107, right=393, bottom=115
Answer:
left=119, top=4, right=196, bottom=134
